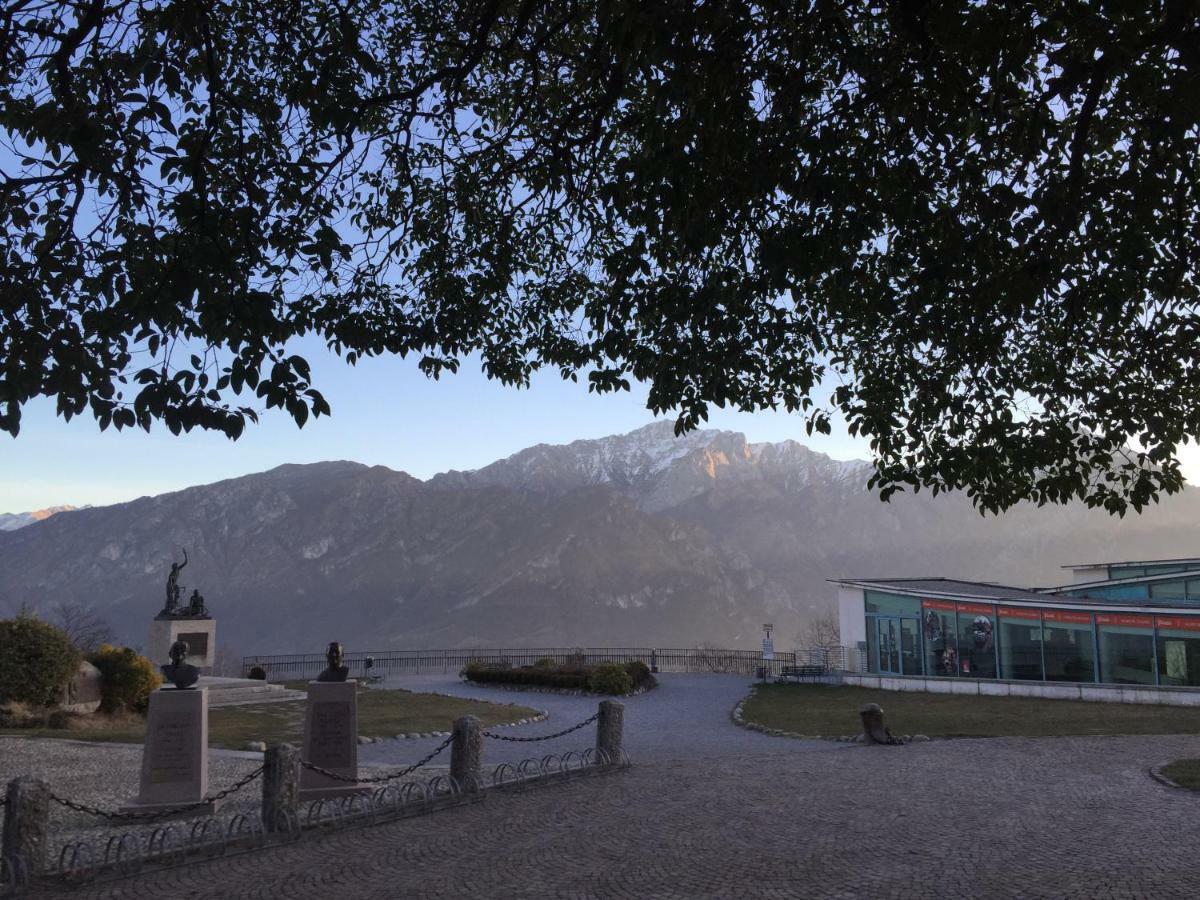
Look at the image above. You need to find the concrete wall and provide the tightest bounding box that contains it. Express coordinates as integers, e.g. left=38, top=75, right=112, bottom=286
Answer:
left=837, top=586, right=866, bottom=661
left=838, top=672, right=1200, bottom=707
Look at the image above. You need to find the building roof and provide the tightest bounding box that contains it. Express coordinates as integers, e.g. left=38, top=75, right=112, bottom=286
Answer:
left=829, top=577, right=1050, bottom=602
left=1059, top=557, right=1200, bottom=569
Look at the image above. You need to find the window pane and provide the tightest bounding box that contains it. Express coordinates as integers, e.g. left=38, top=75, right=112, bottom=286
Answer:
left=866, top=616, right=880, bottom=673
left=1109, top=566, right=1147, bottom=580
left=1042, top=611, right=1096, bottom=682
left=1187, top=580, right=1200, bottom=601
left=1155, top=617, right=1200, bottom=685
left=922, top=606, right=957, bottom=676
left=1150, top=579, right=1186, bottom=602
left=1097, top=615, right=1155, bottom=684
left=957, top=606, right=997, bottom=678
left=998, top=608, right=1043, bottom=680
left=1089, top=584, right=1151, bottom=602
left=865, top=591, right=921, bottom=616
left=900, top=618, right=922, bottom=676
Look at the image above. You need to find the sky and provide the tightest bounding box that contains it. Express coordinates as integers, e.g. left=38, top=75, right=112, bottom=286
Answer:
left=0, top=339, right=873, bottom=513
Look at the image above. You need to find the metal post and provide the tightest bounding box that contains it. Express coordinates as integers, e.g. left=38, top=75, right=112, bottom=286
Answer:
left=596, top=700, right=624, bottom=763
left=2, top=777, right=50, bottom=877
left=450, top=715, right=482, bottom=790
left=261, top=743, right=300, bottom=833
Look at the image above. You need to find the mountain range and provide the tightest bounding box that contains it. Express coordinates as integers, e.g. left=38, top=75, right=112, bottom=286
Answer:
left=2, top=422, right=1200, bottom=659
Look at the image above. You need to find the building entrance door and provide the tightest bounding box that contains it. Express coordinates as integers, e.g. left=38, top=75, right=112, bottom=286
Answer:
left=877, top=616, right=922, bottom=676
left=878, top=617, right=902, bottom=674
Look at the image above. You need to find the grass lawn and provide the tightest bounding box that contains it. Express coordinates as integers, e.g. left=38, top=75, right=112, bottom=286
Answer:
left=742, top=684, right=1200, bottom=738
left=1, top=683, right=539, bottom=750
left=1159, top=759, right=1200, bottom=790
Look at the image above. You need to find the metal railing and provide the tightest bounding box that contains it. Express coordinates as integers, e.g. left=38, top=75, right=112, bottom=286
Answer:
left=242, top=645, right=867, bottom=680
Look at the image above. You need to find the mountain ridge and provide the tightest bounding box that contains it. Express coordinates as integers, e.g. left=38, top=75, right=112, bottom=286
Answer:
left=3, top=424, right=1199, bottom=657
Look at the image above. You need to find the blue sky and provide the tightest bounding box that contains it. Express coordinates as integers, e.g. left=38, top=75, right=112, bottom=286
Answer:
left=0, top=340, right=873, bottom=513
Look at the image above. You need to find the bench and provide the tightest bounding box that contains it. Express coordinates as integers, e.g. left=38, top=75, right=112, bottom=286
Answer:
left=777, top=664, right=827, bottom=683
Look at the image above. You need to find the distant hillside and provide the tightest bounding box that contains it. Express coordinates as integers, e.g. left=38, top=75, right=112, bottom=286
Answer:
left=3, top=422, right=1200, bottom=658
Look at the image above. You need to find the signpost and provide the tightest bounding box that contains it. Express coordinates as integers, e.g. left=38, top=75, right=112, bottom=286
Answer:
left=761, top=623, right=774, bottom=682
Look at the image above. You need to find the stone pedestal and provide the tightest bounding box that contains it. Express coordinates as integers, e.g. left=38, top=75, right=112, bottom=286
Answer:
left=122, top=687, right=216, bottom=815
left=2, top=777, right=50, bottom=877
left=149, top=614, right=216, bottom=673
left=596, top=700, right=624, bottom=763
left=262, top=743, right=301, bottom=832
left=450, top=715, right=482, bottom=790
left=299, top=680, right=365, bottom=800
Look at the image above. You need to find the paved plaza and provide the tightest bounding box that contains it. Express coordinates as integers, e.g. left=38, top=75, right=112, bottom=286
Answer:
left=19, top=675, right=1200, bottom=898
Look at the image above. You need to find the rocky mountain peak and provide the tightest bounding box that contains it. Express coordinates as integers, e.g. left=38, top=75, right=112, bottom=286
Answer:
left=0, top=505, right=81, bottom=532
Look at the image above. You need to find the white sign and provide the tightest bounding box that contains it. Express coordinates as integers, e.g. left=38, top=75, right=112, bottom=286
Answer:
left=762, top=637, right=774, bottom=660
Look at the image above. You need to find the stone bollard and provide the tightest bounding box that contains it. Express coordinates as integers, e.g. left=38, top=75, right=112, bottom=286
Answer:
left=450, top=715, right=482, bottom=790
left=2, top=777, right=50, bottom=877
left=262, top=743, right=301, bottom=833
left=859, top=703, right=898, bottom=745
left=596, top=700, right=624, bottom=764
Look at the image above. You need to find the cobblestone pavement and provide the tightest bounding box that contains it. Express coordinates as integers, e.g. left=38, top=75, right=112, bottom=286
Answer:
left=33, top=733, right=1200, bottom=899
left=360, top=673, right=840, bottom=767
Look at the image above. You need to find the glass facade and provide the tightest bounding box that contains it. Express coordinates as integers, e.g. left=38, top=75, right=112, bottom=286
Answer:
left=1096, top=614, right=1155, bottom=685
left=1042, top=610, right=1097, bottom=682
left=998, top=607, right=1043, bottom=680
left=1156, top=617, right=1200, bottom=687
left=860, top=588, right=1200, bottom=687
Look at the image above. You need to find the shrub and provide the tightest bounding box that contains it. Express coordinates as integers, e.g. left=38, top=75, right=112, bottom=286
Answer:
left=0, top=613, right=82, bottom=707
left=248, top=666, right=267, bottom=680
left=625, top=660, right=651, bottom=686
left=88, top=644, right=162, bottom=714
left=533, top=657, right=557, bottom=669
left=588, top=662, right=633, bottom=695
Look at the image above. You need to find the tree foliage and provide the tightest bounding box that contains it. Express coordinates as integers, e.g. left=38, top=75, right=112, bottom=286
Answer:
left=2, top=1, right=1198, bottom=513
left=0, top=613, right=82, bottom=707
left=88, top=643, right=161, bottom=713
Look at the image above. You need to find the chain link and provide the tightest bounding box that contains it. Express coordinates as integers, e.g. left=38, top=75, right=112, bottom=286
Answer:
left=482, top=713, right=599, bottom=743
left=48, top=766, right=264, bottom=823
left=300, top=733, right=454, bottom=785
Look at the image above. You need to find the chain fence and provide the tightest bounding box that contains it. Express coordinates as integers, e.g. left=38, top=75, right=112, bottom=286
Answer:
left=298, top=733, right=454, bottom=785
left=482, top=713, right=599, bottom=742
left=47, top=767, right=264, bottom=824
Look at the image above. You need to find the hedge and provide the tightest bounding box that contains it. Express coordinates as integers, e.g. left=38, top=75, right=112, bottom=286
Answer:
left=462, top=659, right=654, bottom=695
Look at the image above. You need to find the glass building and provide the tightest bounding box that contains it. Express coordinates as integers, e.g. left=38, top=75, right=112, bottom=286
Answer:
left=833, top=557, right=1200, bottom=687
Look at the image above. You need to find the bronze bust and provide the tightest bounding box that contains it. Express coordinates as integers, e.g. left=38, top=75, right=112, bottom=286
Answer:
left=161, top=640, right=200, bottom=689
left=317, top=641, right=350, bottom=682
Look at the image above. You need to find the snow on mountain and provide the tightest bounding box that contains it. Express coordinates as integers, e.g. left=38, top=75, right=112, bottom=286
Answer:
left=430, top=420, right=873, bottom=511
left=0, top=506, right=80, bottom=531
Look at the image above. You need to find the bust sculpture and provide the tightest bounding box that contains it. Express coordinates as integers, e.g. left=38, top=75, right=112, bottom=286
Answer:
left=161, top=640, right=200, bottom=689
left=317, top=641, right=350, bottom=682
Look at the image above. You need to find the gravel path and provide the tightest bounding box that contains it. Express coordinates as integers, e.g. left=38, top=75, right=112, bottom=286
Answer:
left=30, top=733, right=1200, bottom=899
left=0, top=738, right=265, bottom=857
left=359, top=673, right=846, bottom=768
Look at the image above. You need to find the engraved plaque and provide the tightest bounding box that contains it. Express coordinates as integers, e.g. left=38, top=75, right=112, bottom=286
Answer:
left=178, top=631, right=209, bottom=657
left=309, top=700, right=353, bottom=769
left=148, top=710, right=198, bottom=784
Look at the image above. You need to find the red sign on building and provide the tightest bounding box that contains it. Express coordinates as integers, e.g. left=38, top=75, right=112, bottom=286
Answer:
left=1042, top=609, right=1094, bottom=625
left=1095, top=614, right=1153, bottom=628
left=997, top=606, right=1042, bottom=621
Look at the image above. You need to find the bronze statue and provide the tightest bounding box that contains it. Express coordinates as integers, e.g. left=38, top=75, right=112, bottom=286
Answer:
left=161, top=639, right=199, bottom=689
left=317, top=641, right=350, bottom=682
left=187, top=588, right=208, bottom=617
left=164, top=549, right=188, bottom=614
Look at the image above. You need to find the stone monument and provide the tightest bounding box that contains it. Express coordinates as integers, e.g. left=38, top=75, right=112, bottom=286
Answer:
left=148, top=548, right=216, bottom=674
left=122, top=641, right=216, bottom=815
left=299, top=641, right=365, bottom=800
